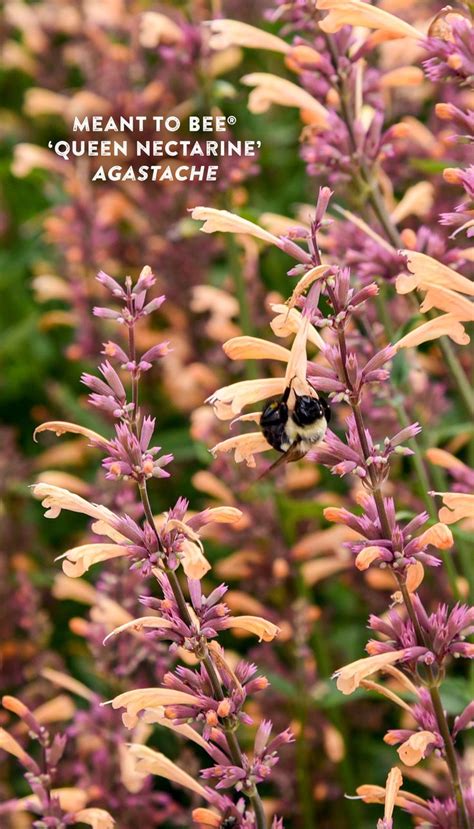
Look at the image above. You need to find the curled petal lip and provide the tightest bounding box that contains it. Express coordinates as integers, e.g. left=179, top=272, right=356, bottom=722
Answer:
left=210, top=433, right=272, bottom=468
left=400, top=250, right=474, bottom=296
left=395, top=314, right=470, bottom=350
left=208, top=377, right=287, bottom=417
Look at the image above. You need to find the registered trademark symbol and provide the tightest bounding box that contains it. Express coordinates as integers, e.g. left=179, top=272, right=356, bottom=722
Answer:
left=227, top=115, right=237, bottom=125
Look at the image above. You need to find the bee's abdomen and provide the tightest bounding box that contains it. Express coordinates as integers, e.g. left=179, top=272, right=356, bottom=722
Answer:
left=262, top=423, right=290, bottom=453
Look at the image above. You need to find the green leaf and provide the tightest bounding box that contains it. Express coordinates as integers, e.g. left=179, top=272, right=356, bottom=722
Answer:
left=440, top=677, right=472, bottom=715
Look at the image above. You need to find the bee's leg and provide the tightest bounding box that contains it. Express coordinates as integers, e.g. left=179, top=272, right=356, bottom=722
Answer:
left=320, top=395, right=331, bottom=423
left=281, top=375, right=297, bottom=404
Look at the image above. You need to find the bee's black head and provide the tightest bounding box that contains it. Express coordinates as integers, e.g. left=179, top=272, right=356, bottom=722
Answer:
left=293, top=394, right=330, bottom=427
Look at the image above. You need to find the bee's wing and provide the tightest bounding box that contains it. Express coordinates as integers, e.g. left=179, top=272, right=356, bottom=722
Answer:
left=257, top=442, right=305, bottom=480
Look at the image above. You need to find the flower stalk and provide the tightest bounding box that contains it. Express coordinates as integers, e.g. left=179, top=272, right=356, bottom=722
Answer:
left=398, top=581, right=470, bottom=829
left=323, top=282, right=470, bottom=827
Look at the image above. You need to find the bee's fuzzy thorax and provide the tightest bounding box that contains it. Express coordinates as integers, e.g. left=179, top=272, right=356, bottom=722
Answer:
left=286, top=415, right=328, bottom=447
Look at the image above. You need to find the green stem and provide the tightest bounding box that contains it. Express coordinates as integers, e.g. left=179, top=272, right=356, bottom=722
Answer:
left=137, top=481, right=267, bottom=829
left=436, top=332, right=474, bottom=418
left=224, top=204, right=258, bottom=381
left=399, top=584, right=470, bottom=829
left=275, top=494, right=360, bottom=829
left=274, top=495, right=319, bottom=827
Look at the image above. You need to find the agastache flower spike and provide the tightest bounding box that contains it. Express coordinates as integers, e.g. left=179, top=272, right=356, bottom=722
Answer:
left=0, top=696, right=114, bottom=827
left=34, top=265, right=285, bottom=828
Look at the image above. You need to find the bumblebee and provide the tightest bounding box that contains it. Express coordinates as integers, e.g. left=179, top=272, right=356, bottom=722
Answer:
left=260, top=384, right=330, bottom=476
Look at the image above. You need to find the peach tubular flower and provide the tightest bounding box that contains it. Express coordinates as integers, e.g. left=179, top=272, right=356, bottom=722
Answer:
left=284, top=312, right=311, bottom=393
left=24, top=88, right=110, bottom=121
left=142, top=708, right=210, bottom=752
left=193, top=808, right=221, bottom=826
left=208, top=377, right=287, bottom=420
left=301, top=557, right=350, bottom=585
left=260, top=212, right=310, bottom=236
left=201, top=506, right=244, bottom=524
left=139, top=12, right=184, bottom=48
left=127, top=744, right=211, bottom=799
left=415, top=522, right=453, bottom=549
left=323, top=723, right=345, bottom=763
left=436, top=493, right=474, bottom=524
left=10, top=789, right=89, bottom=814
left=119, top=740, right=149, bottom=794
left=107, top=688, right=199, bottom=728
left=32, top=483, right=116, bottom=523
left=212, top=311, right=314, bottom=415
left=12, top=143, right=69, bottom=178
left=419, top=287, right=474, bottom=319
left=426, top=448, right=470, bottom=472
left=395, top=251, right=474, bottom=334
left=316, top=0, right=422, bottom=39
left=207, top=46, right=243, bottom=79
left=89, top=597, right=132, bottom=634
left=90, top=519, right=128, bottom=544
left=357, top=783, right=427, bottom=808
left=206, top=19, right=290, bottom=54
left=241, top=73, right=329, bottom=127
left=270, top=304, right=325, bottom=349
left=192, top=470, right=235, bottom=504
left=223, top=336, right=291, bottom=363
left=381, top=767, right=403, bottom=824
left=287, top=264, right=330, bottom=308
left=191, top=207, right=282, bottom=247
left=53, top=574, right=99, bottom=604
left=395, top=314, right=470, bottom=349
left=33, top=274, right=72, bottom=302
left=56, top=543, right=130, bottom=578
left=33, top=471, right=91, bottom=497
left=103, top=616, right=174, bottom=644
left=41, top=668, right=97, bottom=702
left=222, top=615, right=280, bottom=641
left=381, top=67, right=424, bottom=88
left=34, top=420, right=106, bottom=445
left=360, top=681, right=413, bottom=713
left=397, top=731, right=437, bottom=766
left=179, top=537, right=210, bottom=580
left=0, top=728, right=32, bottom=765
left=333, top=205, right=394, bottom=255
left=73, top=808, right=115, bottom=829
left=355, top=545, right=386, bottom=570
left=405, top=561, right=425, bottom=593
left=398, top=251, right=474, bottom=297
left=390, top=182, right=434, bottom=224
left=210, top=432, right=272, bottom=468
left=163, top=508, right=242, bottom=579
left=2, top=696, right=31, bottom=719
left=333, top=650, right=407, bottom=694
